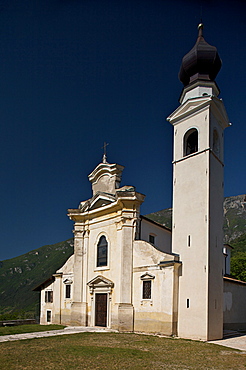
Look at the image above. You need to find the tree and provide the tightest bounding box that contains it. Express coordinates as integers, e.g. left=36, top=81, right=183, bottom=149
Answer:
left=230, top=252, right=246, bottom=282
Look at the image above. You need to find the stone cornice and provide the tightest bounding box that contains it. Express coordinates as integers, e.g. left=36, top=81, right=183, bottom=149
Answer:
left=68, top=190, right=145, bottom=223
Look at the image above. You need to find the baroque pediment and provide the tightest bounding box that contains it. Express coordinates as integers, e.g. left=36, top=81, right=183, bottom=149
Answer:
left=87, top=275, right=114, bottom=287
left=140, top=272, right=155, bottom=280
left=87, top=275, right=114, bottom=294
left=63, top=278, right=73, bottom=284
left=167, top=97, right=210, bottom=124
left=79, top=192, right=116, bottom=212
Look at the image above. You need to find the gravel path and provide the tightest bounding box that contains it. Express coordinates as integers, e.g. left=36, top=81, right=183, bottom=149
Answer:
left=209, top=334, right=246, bottom=351
left=0, top=326, right=116, bottom=343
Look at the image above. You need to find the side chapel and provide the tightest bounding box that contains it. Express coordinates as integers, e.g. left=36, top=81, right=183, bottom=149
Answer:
left=35, top=25, right=246, bottom=341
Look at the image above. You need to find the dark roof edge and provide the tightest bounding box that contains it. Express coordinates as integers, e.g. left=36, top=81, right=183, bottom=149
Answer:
left=141, top=215, right=171, bottom=232
left=33, top=276, right=55, bottom=291
left=224, top=243, right=234, bottom=249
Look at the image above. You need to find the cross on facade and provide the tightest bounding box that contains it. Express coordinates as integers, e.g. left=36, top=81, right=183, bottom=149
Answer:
left=102, top=142, right=109, bottom=163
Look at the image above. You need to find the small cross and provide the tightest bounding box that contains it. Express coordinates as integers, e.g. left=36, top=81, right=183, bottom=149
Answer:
left=102, top=142, right=109, bottom=163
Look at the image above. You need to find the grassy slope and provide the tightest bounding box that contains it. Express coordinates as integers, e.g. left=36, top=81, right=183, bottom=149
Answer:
left=0, top=324, right=65, bottom=336
left=0, top=333, right=244, bottom=369
left=0, top=239, right=73, bottom=316
left=146, top=208, right=172, bottom=229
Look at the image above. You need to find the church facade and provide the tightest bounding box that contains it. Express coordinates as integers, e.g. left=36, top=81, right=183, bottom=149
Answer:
left=35, top=25, right=246, bottom=341
left=39, top=159, right=180, bottom=335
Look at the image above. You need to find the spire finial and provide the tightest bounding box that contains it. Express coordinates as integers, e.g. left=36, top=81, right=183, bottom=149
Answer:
left=198, top=22, right=204, bottom=38
left=178, top=23, right=222, bottom=87
left=102, top=142, right=109, bottom=163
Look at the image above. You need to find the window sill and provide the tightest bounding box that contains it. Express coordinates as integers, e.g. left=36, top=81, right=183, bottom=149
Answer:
left=94, top=266, right=110, bottom=272
left=140, top=299, right=153, bottom=306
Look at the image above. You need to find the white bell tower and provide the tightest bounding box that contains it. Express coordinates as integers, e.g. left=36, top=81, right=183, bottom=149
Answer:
left=167, top=24, right=230, bottom=341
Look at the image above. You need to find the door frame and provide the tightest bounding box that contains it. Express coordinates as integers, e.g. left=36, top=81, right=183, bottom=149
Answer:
left=87, top=275, right=114, bottom=328
left=95, top=292, right=108, bottom=327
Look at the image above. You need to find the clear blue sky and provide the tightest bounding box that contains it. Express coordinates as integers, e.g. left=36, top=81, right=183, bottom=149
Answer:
left=0, top=0, right=245, bottom=260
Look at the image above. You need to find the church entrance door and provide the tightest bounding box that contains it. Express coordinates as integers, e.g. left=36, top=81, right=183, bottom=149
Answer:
left=95, top=293, right=107, bottom=327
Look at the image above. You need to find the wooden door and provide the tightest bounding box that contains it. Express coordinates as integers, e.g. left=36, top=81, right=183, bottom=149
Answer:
left=95, top=293, right=107, bottom=327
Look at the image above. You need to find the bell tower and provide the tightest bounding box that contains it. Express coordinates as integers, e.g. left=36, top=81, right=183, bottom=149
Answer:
left=167, top=24, right=230, bottom=340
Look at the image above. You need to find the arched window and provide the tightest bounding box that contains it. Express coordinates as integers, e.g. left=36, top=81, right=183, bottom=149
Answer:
left=97, top=235, right=108, bottom=267
left=213, top=129, right=220, bottom=156
left=183, top=128, right=198, bottom=156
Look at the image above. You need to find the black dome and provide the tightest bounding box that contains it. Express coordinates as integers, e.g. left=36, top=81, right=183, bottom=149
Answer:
left=179, top=24, right=222, bottom=87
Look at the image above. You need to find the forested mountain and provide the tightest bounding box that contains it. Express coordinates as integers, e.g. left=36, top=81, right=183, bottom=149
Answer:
left=0, top=239, right=73, bottom=319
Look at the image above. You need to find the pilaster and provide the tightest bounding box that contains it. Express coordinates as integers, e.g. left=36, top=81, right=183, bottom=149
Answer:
left=71, top=228, right=86, bottom=325
left=116, top=215, right=135, bottom=331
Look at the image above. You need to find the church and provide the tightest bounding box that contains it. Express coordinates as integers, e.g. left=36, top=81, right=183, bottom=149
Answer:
left=35, top=24, right=246, bottom=341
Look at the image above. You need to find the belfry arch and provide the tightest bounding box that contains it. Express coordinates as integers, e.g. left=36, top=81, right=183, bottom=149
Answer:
left=183, top=128, right=198, bottom=156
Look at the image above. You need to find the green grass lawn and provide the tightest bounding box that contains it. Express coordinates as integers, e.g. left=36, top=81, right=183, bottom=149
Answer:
left=0, top=324, right=65, bottom=336
left=0, top=332, right=245, bottom=369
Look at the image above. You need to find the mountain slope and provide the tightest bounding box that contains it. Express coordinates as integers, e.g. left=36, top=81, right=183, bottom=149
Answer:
left=223, top=194, right=246, bottom=242
left=146, top=194, right=246, bottom=243
left=0, top=239, right=73, bottom=316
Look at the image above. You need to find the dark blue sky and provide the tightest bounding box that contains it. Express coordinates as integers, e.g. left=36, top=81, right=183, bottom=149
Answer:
left=0, top=0, right=245, bottom=260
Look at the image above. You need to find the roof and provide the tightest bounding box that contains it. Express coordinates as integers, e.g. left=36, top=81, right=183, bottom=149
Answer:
left=224, top=243, right=234, bottom=249
left=223, top=276, right=246, bottom=286
left=32, top=276, right=55, bottom=291
left=179, top=24, right=221, bottom=87
left=141, top=215, right=171, bottom=232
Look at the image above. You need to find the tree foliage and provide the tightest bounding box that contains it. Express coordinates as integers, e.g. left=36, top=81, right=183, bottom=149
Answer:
left=230, top=234, right=246, bottom=282
left=230, top=233, right=246, bottom=256
left=230, top=252, right=246, bottom=282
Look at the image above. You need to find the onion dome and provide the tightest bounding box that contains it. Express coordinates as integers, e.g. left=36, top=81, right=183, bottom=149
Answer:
left=179, top=24, right=222, bottom=86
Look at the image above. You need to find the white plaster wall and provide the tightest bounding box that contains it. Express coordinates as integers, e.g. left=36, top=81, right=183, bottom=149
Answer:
left=172, top=153, right=209, bottom=340
left=40, top=255, right=75, bottom=325
left=223, top=279, right=246, bottom=330
left=56, top=255, right=74, bottom=321
left=171, top=98, right=225, bottom=340
left=210, top=112, right=224, bottom=162
left=140, top=218, right=171, bottom=253
left=133, top=240, right=174, bottom=267
left=132, top=240, right=176, bottom=334
left=40, top=281, right=56, bottom=325
left=172, top=106, right=211, bottom=340
left=208, top=151, right=224, bottom=339
left=57, top=254, right=74, bottom=274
